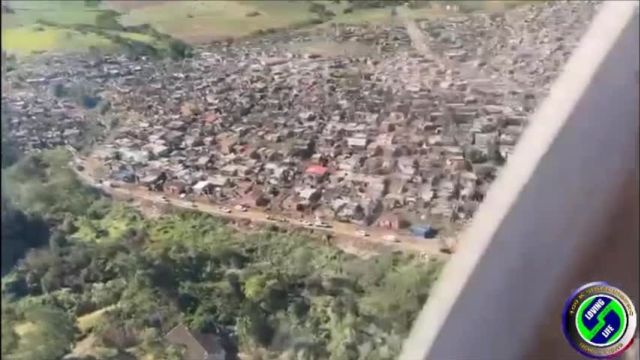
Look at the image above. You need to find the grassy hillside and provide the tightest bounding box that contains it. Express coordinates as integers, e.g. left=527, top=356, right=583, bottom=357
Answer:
left=2, top=0, right=531, bottom=55
left=1, top=0, right=176, bottom=57
left=112, top=0, right=320, bottom=42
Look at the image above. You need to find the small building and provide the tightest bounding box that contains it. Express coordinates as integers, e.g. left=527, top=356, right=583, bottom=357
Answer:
left=375, top=213, right=409, bottom=230
left=165, top=180, right=188, bottom=195
left=165, top=324, right=226, bottom=360
left=446, top=156, right=469, bottom=171
left=193, top=180, right=215, bottom=195
left=113, top=169, right=138, bottom=183
left=145, top=143, right=170, bottom=157
left=195, top=155, right=213, bottom=169
left=397, top=157, right=417, bottom=176
left=118, top=148, right=149, bottom=164
left=209, top=175, right=230, bottom=188
left=305, top=165, right=329, bottom=177
left=299, top=188, right=322, bottom=203
left=242, top=188, right=270, bottom=207
left=347, top=137, right=367, bottom=150
left=305, top=165, right=329, bottom=184
left=141, top=171, right=167, bottom=191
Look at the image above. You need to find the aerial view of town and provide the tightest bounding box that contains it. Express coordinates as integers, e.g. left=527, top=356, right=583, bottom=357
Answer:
left=1, top=1, right=600, bottom=359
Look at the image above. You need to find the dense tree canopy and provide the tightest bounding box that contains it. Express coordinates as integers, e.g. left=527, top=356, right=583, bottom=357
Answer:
left=1, top=149, right=443, bottom=359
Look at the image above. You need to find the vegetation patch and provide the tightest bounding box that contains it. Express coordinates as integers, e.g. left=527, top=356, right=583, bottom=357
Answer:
left=2, top=0, right=190, bottom=58
left=2, top=148, right=444, bottom=359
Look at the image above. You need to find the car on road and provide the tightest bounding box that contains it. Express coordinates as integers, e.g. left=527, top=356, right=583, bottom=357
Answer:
left=357, top=230, right=370, bottom=237
left=383, top=234, right=399, bottom=243
left=266, top=215, right=276, bottom=221
left=179, top=193, right=186, bottom=199
left=314, top=222, right=332, bottom=229
left=301, top=220, right=313, bottom=226
left=234, top=205, right=248, bottom=212
left=220, top=207, right=232, bottom=214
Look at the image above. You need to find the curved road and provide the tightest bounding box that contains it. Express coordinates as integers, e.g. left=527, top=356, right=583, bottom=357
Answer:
left=72, top=157, right=449, bottom=259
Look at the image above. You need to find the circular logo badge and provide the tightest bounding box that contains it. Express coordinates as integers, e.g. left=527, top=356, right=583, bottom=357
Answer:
left=562, top=282, right=637, bottom=358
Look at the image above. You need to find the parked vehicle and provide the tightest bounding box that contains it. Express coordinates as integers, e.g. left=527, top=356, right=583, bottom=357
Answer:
left=410, top=224, right=438, bottom=239
left=220, top=207, right=232, bottom=214
left=357, top=230, right=369, bottom=237
left=315, top=222, right=332, bottom=229
left=383, top=234, right=398, bottom=242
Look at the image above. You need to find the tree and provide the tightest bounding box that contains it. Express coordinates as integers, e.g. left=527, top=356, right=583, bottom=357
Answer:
left=84, top=0, right=102, bottom=7
left=1, top=303, right=19, bottom=356
left=1, top=195, right=50, bottom=275
left=236, top=305, right=274, bottom=348
left=95, top=10, right=122, bottom=30
left=1, top=110, right=19, bottom=168
left=244, top=274, right=268, bottom=302
left=9, top=304, right=75, bottom=360
left=168, top=40, right=192, bottom=59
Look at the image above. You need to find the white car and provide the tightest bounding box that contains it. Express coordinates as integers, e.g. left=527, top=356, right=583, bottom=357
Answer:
left=357, top=230, right=370, bottom=237
left=301, top=220, right=312, bottom=226
left=234, top=205, right=248, bottom=212
left=383, top=234, right=398, bottom=243
left=220, top=207, right=232, bottom=214
left=315, top=222, right=332, bottom=229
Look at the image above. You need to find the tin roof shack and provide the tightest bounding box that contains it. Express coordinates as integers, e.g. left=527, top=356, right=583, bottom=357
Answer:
left=410, top=224, right=438, bottom=239
left=193, top=180, right=215, bottom=196
left=165, top=180, right=188, bottom=195
left=118, top=148, right=149, bottom=165
left=112, top=168, right=138, bottom=183
left=346, top=137, right=368, bottom=151
left=165, top=324, right=226, bottom=360
left=193, top=176, right=230, bottom=196
left=141, top=171, right=167, bottom=191
left=376, top=212, right=410, bottom=230
left=289, top=139, right=316, bottom=159
left=241, top=187, right=270, bottom=207
left=296, top=187, right=322, bottom=211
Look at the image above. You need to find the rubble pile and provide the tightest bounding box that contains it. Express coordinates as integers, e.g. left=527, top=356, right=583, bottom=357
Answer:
left=1, top=1, right=600, bottom=232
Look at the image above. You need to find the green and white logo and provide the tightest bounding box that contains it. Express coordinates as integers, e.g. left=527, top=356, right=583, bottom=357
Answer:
left=563, top=282, right=637, bottom=358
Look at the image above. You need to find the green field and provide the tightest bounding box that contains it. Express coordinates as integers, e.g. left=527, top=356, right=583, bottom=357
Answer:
left=113, top=0, right=327, bottom=42
left=1, top=1, right=530, bottom=57
left=1, top=0, right=170, bottom=56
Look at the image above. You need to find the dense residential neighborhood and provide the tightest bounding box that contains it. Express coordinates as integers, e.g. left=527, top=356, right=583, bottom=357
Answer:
left=3, top=1, right=598, bottom=238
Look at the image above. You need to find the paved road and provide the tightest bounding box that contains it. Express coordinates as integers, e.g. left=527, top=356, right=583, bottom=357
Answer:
left=72, top=158, right=448, bottom=258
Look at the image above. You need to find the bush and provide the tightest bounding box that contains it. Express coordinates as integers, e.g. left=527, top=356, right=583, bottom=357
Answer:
left=309, top=2, right=328, bottom=15
left=95, top=10, right=123, bottom=30
left=168, top=39, right=193, bottom=59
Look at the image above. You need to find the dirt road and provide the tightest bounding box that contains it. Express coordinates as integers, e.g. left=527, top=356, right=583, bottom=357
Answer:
left=72, top=157, right=448, bottom=259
